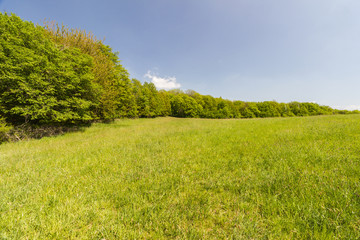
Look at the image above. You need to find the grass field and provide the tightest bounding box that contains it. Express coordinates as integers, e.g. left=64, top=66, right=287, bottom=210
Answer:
left=0, top=115, right=360, bottom=239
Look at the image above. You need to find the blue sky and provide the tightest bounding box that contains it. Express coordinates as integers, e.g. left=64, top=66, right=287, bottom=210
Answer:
left=1, top=0, right=360, bottom=109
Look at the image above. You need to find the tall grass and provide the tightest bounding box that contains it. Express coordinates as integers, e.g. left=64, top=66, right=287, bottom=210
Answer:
left=0, top=115, right=359, bottom=239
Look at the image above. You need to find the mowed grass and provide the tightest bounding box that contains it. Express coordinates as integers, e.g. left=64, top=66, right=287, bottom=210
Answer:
left=0, top=115, right=360, bottom=239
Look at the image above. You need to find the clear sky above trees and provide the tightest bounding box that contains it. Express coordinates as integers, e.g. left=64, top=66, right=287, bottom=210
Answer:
left=1, top=0, right=360, bottom=110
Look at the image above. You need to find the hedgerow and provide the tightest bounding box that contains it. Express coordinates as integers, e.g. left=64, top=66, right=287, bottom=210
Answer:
left=0, top=12, right=358, bottom=143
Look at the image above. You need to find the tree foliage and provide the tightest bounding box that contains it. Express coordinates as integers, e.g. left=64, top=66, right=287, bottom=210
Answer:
left=0, top=12, right=357, bottom=144
left=0, top=13, right=96, bottom=125
left=43, top=20, right=136, bottom=120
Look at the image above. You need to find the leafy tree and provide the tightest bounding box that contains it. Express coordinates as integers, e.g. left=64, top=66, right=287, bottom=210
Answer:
left=170, top=94, right=202, bottom=118
left=132, top=80, right=163, bottom=118
left=157, top=90, right=171, bottom=116
left=289, top=102, right=309, bottom=116
left=0, top=12, right=350, bottom=131
left=319, top=105, right=334, bottom=115
left=256, top=101, right=281, bottom=118
left=0, top=13, right=96, bottom=125
left=215, top=98, right=232, bottom=118
left=238, top=102, right=260, bottom=118
left=143, top=82, right=161, bottom=117
left=116, top=76, right=137, bottom=118
left=198, top=95, right=217, bottom=118
left=43, top=21, right=134, bottom=120
left=279, top=103, right=295, bottom=117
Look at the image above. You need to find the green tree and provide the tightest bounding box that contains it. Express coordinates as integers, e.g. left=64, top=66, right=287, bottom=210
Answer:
left=43, top=21, right=134, bottom=120
left=158, top=90, right=171, bottom=116
left=215, top=98, right=232, bottom=118
left=256, top=101, right=281, bottom=118
left=198, top=95, right=217, bottom=118
left=143, top=82, right=161, bottom=117
left=170, top=94, right=202, bottom=118
left=0, top=13, right=96, bottom=125
left=289, top=102, right=310, bottom=116
left=279, top=103, right=295, bottom=117
left=240, top=102, right=260, bottom=118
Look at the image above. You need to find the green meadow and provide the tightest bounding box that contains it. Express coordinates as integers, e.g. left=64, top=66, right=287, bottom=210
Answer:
left=0, top=115, right=359, bottom=239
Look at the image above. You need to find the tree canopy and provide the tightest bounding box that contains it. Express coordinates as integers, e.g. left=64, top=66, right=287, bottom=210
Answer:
left=0, top=12, right=358, bottom=142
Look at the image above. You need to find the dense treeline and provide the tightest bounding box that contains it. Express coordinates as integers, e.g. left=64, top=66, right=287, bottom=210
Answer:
left=0, top=13, right=358, bottom=141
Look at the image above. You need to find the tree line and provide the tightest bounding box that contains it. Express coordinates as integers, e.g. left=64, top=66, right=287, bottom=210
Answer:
left=0, top=13, right=358, bottom=141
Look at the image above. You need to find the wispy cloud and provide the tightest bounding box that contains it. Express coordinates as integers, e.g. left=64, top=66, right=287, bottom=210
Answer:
left=144, top=71, right=181, bottom=90
left=333, top=105, right=360, bottom=111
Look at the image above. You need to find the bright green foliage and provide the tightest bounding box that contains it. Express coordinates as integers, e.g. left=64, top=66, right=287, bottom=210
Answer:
left=1, top=115, right=360, bottom=238
left=289, top=101, right=310, bottom=116
left=166, top=90, right=350, bottom=119
left=198, top=95, right=218, bottom=118
left=234, top=102, right=259, bottom=118
left=170, top=93, right=203, bottom=117
left=114, top=76, right=137, bottom=118
left=132, top=79, right=147, bottom=117
left=131, top=80, right=171, bottom=118
left=319, top=105, right=335, bottom=115
left=0, top=13, right=96, bottom=124
left=257, top=101, right=282, bottom=118
left=216, top=98, right=238, bottom=118
left=0, top=12, right=356, bottom=131
left=132, top=79, right=154, bottom=118
left=157, top=90, right=172, bottom=116
left=43, top=21, right=136, bottom=120
left=277, top=103, right=294, bottom=117
left=142, top=82, right=161, bottom=117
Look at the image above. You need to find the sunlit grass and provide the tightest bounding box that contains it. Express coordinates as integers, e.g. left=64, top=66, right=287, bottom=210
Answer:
left=0, top=115, right=359, bottom=239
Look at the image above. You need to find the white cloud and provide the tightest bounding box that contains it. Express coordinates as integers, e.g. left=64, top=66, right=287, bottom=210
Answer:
left=144, top=71, right=181, bottom=90
left=333, top=105, right=360, bottom=111
left=343, top=105, right=360, bottom=111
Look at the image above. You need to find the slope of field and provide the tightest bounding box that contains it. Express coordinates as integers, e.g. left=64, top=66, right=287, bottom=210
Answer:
left=0, top=115, right=359, bottom=239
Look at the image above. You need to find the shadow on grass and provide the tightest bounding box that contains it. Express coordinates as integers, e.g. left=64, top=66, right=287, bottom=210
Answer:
left=0, top=118, right=139, bottom=144
left=4, top=123, right=91, bottom=142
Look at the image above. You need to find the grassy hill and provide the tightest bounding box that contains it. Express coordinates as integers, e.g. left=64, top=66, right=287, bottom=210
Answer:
left=0, top=115, right=359, bottom=239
